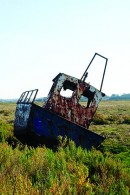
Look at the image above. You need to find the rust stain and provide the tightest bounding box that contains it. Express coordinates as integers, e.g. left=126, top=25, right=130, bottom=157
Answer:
left=44, top=73, right=103, bottom=129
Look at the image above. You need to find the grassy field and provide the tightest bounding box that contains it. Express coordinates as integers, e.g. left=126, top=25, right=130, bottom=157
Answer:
left=0, top=101, right=130, bottom=194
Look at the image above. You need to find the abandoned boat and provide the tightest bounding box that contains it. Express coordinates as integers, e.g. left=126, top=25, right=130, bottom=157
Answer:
left=14, top=53, right=108, bottom=149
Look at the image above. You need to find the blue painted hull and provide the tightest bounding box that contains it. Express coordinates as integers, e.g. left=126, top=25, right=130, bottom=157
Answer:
left=14, top=103, right=105, bottom=149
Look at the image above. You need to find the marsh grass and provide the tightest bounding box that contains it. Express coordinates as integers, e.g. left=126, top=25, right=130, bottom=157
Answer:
left=0, top=101, right=130, bottom=194
left=0, top=102, right=16, bottom=124
left=0, top=141, right=130, bottom=194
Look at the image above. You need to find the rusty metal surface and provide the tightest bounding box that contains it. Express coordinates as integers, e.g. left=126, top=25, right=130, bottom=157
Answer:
left=43, top=73, right=104, bottom=129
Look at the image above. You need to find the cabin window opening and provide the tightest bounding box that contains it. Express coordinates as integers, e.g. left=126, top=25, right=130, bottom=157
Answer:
left=79, top=89, right=95, bottom=108
left=60, top=80, right=77, bottom=98
left=79, top=95, right=90, bottom=107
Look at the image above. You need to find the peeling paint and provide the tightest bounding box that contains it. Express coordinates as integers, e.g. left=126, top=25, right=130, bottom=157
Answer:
left=43, top=73, right=104, bottom=129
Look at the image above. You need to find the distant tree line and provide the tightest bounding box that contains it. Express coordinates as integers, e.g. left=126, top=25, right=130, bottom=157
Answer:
left=107, top=93, right=130, bottom=100
left=1, top=94, right=130, bottom=103
left=80, top=93, right=130, bottom=101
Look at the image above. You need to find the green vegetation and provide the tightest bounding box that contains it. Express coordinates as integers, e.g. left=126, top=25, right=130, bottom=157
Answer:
left=0, top=101, right=130, bottom=194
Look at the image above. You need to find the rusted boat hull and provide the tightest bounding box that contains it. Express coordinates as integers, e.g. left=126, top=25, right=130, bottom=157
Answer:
left=14, top=103, right=105, bottom=149
left=14, top=53, right=108, bottom=149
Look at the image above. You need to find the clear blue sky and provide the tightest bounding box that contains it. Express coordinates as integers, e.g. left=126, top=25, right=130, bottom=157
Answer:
left=0, top=0, right=130, bottom=99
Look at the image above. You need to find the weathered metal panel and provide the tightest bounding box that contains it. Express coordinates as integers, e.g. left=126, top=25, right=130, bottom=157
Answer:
left=14, top=104, right=32, bottom=134
left=27, top=104, right=105, bottom=149
left=14, top=89, right=38, bottom=135
left=43, top=73, right=103, bottom=129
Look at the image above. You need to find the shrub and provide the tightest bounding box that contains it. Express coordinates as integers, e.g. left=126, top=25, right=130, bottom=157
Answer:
left=0, top=119, right=13, bottom=142
left=93, top=113, right=108, bottom=125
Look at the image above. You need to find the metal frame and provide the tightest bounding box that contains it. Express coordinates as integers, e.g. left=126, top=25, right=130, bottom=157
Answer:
left=81, top=53, right=108, bottom=91
left=17, top=89, right=38, bottom=104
